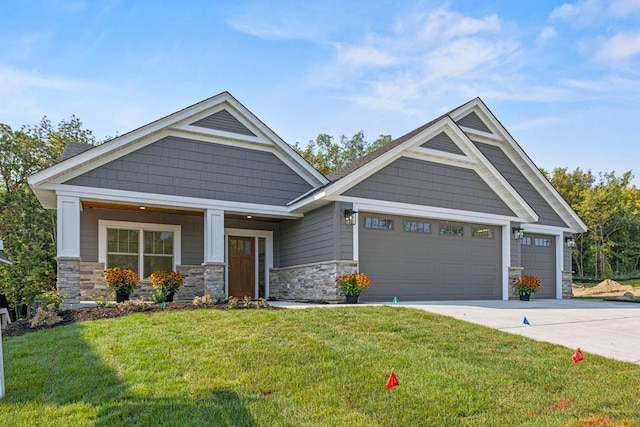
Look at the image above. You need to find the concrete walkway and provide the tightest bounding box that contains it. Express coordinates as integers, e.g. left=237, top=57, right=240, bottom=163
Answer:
left=271, top=299, right=640, bottom=364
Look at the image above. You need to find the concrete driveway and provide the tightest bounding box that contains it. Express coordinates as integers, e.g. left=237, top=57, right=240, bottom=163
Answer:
left=272, top=299, right=640, bottom=364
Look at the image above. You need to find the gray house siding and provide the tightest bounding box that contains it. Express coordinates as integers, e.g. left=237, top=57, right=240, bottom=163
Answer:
left=473, top=141, right=568, bottom=227
left=191, top=109, right=256, bottom=136
left=64, top=136, right=312, bottom=206
left=344, top=157, right=515, bottom=217
left=420, top=132, right=465, bottom=155
left=456, top=111, right=492, bottom=133
left=80, top=208, right=204, bottom=265
left=278, top=203, right=336, bottom=267
left=334, top=202, right=355, bottom=261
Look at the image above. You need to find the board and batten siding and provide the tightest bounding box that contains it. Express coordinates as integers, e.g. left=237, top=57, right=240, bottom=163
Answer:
left=335, top=202, right=354, bottom=261
left=64, top=136, right=313, bottom=206
left=344, top=157, right=515, bottom=217
left=80, top=208, right=204, bottom=265
left=278, top=203, right=336, bottom=267
left=190, top=109, right=256, bottom=136
left=473, top=141, right=568, bottom=228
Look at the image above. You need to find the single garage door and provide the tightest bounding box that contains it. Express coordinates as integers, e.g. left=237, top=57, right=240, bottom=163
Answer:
left=521, top=234, right=556, bottom=299
left=358, top=214, right=501, bottom=301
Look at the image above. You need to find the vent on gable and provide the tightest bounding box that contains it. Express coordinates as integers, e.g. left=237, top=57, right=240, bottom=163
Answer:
left=456, top=111, right=492, bottom=133
left=190, top=109, right=256, bottom=136
left=420, top=132, right=465, bottom=155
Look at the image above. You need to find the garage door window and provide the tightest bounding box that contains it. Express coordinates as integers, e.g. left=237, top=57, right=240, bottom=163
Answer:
left=403, top=220, right=430, bottom=233
left=364, top=217, right=394, bottom=230
left=472, top=227, right=495, bottom=239
left=535, top=237, right=552, bottom=247
left=439, top=225, right=464, bottom=236
left=521, top=236, right=532, bottom=245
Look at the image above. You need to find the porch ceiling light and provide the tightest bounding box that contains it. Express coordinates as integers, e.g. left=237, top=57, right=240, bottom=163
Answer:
left=565, top=236, right=576, bottom=248
left=344, top=209, right=358, bottom=226
left=512, top=227, right=524, bottom=240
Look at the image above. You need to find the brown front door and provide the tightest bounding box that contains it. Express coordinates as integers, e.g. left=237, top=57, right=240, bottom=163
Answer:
left=228, top=236, right=255, bottom=298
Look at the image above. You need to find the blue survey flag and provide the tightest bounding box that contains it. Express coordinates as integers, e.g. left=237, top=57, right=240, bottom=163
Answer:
left=523, top=316, right=530, bottom=325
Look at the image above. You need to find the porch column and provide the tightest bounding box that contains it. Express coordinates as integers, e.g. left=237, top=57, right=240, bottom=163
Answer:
left=204, top=209, right=224, bottom=263
left=57, top=195, right=81, bottom=258
left=56, top=195, right=81, bottom=306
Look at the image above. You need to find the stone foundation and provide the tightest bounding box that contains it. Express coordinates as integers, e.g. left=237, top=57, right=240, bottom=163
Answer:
left=508, top=267, right=524, bottom=299
left=562, top=270, right=573, bottom=298
left=57, top=257, right=81, bottom=306
left=176, top=265, right=206, bottom=301
left=270, top=261, right=358, bottom=302
left=203, top=263, right=225, bottom=297
left=79, top=262, right=107, bottom=300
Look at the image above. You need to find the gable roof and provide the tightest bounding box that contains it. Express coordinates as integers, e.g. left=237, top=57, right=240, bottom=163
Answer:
left=29, top=92, right=329, bottom=208
left=294, top=98, right=587, bottom=233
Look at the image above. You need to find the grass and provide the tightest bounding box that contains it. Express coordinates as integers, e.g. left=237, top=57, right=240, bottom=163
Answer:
left=1, top=306, right=639, bottom=426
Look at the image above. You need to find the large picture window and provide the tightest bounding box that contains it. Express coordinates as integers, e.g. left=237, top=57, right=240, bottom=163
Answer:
left=100, top=220, right=181, bottom=279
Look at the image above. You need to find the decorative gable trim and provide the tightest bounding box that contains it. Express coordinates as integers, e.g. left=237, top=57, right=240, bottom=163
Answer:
left=291, top=116, right=539, bottom=223
left=450, top=99, right=587, bottom=233
left=29, top=92, right=328, bottom=208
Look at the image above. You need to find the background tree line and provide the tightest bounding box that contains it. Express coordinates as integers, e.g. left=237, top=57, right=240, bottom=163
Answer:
left=1, top=119, right=638, bottom=317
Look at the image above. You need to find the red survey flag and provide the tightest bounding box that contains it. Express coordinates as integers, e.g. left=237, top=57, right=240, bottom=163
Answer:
left=572, top=348, right=585, bottom=363
left=386, top=371, right=399, bottom=389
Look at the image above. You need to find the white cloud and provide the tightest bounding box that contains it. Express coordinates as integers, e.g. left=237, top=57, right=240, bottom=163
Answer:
left=0, top=65, right=86, bottom=92
left=334, top=43, right=398, bottom=68
left=596, top=30, right=640, bottom=60
left=550, top=0, right=640, bottom=24
left=538, top=26, right=557, bottom=42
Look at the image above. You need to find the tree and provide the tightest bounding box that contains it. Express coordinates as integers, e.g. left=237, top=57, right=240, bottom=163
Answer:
left=0, top=116, right=96, bottom=318
left=293, top=132, right=392, bottom=175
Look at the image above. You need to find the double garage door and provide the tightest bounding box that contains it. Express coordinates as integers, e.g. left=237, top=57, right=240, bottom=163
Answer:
left=359, top=214, right=502, bottom=301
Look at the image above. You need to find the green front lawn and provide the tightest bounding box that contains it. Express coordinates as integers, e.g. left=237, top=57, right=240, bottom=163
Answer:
left=1, top=306, right=639, bottom=426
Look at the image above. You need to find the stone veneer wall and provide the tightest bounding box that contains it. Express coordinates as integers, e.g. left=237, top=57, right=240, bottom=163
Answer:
left=71, top=262, right=209, bottom=304
left=508, top=266, right=524, bottom=299
left=203, top=263, right=225, bottom=297
left=57, top=257, right=81, bottom=306
left=562, top=270, right=573, bottom=298
left=270, top=261, right=358, bottom=302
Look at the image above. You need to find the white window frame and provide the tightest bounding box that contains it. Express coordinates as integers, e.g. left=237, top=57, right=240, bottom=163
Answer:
left=98, top=220, right=182, bottom=278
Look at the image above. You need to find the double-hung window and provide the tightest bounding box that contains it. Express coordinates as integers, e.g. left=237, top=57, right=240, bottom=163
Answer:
left=99, top=220, right=181, bottom=279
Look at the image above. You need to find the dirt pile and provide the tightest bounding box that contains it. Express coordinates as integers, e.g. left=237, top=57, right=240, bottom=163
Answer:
left=573, top=279, right=640, bottom=297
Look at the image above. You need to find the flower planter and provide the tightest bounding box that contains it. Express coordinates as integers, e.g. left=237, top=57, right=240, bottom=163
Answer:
left=166, top=292, right=175, bottom=303
left=519, top=293, right=531, bottom=301
left=345, top=294, right=359, bottom=304
left=116, top=292, right=130, bottom=303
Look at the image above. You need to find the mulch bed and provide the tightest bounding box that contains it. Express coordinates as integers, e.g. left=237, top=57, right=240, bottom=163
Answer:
left=2, top=302, right=281, bottom=338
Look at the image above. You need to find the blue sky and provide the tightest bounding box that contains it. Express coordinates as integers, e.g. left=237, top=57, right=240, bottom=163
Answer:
left=1, top=0, right=640, bottom=182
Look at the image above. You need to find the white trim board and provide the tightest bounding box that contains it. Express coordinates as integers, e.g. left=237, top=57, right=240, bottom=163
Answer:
left=225, top=228, right=274, bottom=299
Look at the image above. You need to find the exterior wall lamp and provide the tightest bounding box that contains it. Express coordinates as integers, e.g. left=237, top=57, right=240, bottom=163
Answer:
left=512, top=227, right=524, bottom=240
left=344, top=209, right=358, bottom=226
left=565, top=236, right=576, bottom=248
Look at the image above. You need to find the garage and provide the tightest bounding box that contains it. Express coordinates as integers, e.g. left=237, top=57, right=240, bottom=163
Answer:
left=358, top=214, right=502, bottom=301
left=521, top=233, right=556, bottom=299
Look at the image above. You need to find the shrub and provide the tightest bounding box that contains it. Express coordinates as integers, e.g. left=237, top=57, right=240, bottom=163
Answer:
left=103, top=268, right=140, bottom=295
left=255, top=297, right=269, bottom=309
left=36, top=289, right=64, bottom=311
left=91, top=294, right=116, bottom=308
left=148, top=270, right=184, bottom=298
left=30, top=304, right=63, bottom=328
left=193, top=294, right=214, bottom=307
left=242, top=295, right=253, bottom=307
left=118, top=297, right=151, bottom=312
left=214, top=293, right=226, bottom=303
left=227, top=296, right=239, bottom=309
left=150, top=288, right=167, bottom=304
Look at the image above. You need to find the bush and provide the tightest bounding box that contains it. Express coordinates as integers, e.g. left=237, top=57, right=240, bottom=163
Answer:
left=118, top=297, right=151, bottom=312
left=255, top=297, right=269, bottom=309
left=214, top=293, right=226, bottom=303
left=103, top=268, right=140, bottom=294
left=150, top=288, right=167, bottom=304
left=242, top=295, right=252, bottom=307
left=91, top=294, right=116, bottom=308
left=193, top=294, right=214, bottom=307
left=227, top=296, right=239, bottom=309
left=36, top=289, right=64, bottom=311
left=30, top=304, right=63, bottom=328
